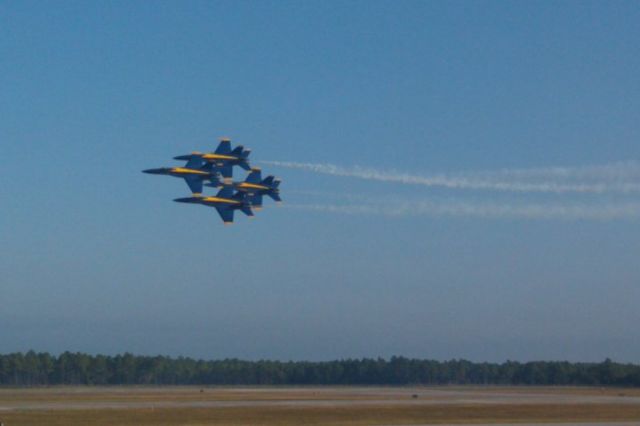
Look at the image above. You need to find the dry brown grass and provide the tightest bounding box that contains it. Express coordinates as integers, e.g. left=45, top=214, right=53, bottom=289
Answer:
left=1, top=386, right=640, bottom=425
left=0, top=387, right=389, bottom=404
left=1, top=384, right=638, bottom=404
left=2, top=403, right=640, bottom=426
left=438, top=385, right=640, bottom=397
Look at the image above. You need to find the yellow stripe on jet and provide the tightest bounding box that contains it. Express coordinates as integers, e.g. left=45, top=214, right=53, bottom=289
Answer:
left=202, top=197, right=241, bottom=204
left=238, top=183, right=269, bottom=190
left=171, top=167, right=210, bottom=175
left=202, top=154, right=238, bottom=161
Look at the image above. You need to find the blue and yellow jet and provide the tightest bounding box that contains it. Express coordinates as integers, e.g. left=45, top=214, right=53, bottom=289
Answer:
left=142, top=157, right=219, bottom=195
left=174, top=187, right=254, bottom=225
left=174, top=138, right=251, bottom=182
left=206, top=168, right=281, bottom=210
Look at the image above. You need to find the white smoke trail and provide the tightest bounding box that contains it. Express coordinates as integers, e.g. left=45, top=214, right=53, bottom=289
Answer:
left=473, top=161, right=640, bottom=180
left=286, top=200, right=640, bottom=220
left=260, top=161, right=640, bottom=194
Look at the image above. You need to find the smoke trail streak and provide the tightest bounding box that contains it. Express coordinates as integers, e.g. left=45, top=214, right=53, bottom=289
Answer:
left=260, top=161, right=640, bottom=194
left=472, top=161, right=640, bottom=180
left=286, top=200, right=640, bottom=220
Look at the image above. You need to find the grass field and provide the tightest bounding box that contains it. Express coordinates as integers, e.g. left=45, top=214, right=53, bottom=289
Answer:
left=1, top=386, right=639, bottom=425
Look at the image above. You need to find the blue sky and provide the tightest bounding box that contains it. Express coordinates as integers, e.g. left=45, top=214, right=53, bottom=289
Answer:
left=1, top=1, right=639, bottom=362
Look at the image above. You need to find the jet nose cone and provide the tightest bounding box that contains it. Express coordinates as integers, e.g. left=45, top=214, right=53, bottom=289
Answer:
left=173, top=197, right=194, bottom=203
left=174, top=155, right=191, bottom=160
left=143, top=168, right=163, bottom=174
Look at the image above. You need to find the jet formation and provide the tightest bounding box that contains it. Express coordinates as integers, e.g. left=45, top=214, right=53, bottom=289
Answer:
left=143, top=138, right=281, bottom=224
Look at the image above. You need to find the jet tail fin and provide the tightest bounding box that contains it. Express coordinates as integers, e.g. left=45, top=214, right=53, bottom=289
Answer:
left=262, top=176, right=280, bottom=189
left=215, top=138, right=231, bottom=154
left=231, top=145, right=244, bottom=156
left=237, top=148, right=252, bottom=170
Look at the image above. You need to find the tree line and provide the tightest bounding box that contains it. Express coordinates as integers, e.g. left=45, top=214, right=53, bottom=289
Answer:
left=0, top=352, right=639, bottom=386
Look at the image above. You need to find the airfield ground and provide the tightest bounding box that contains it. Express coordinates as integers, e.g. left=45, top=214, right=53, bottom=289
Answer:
left=0, top=386, right=639, bottom=425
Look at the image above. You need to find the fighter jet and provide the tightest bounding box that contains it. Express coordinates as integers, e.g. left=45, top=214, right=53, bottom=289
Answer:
left=142, top=157, right=219, bottom=195
left=174, top=138, right=251, bottom=182
left=206, top=168, right=281, bottom=210
left=174, top=187, right=254, bottom=225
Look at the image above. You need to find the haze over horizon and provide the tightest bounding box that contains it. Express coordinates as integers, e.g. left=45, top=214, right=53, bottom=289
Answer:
left=1, top=1, right=639, bottom=362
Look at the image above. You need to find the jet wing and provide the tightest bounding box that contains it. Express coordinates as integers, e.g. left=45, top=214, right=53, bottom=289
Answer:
left=249, top=193, right=263, bottom=209
left=216, top=186, right=234, bottom=199
left=184, top=156, right=204, bottom=169
left=268, top=192, right=282, bottom=202
left=245, top=169, right=262, bottom=184
left=207, top=172, right=223, bottom=188
left=184, top=176, right=203, bottom=194
left=219, top=164, right=233, bottom=180
left=215, top=206, right=234, bottom=224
